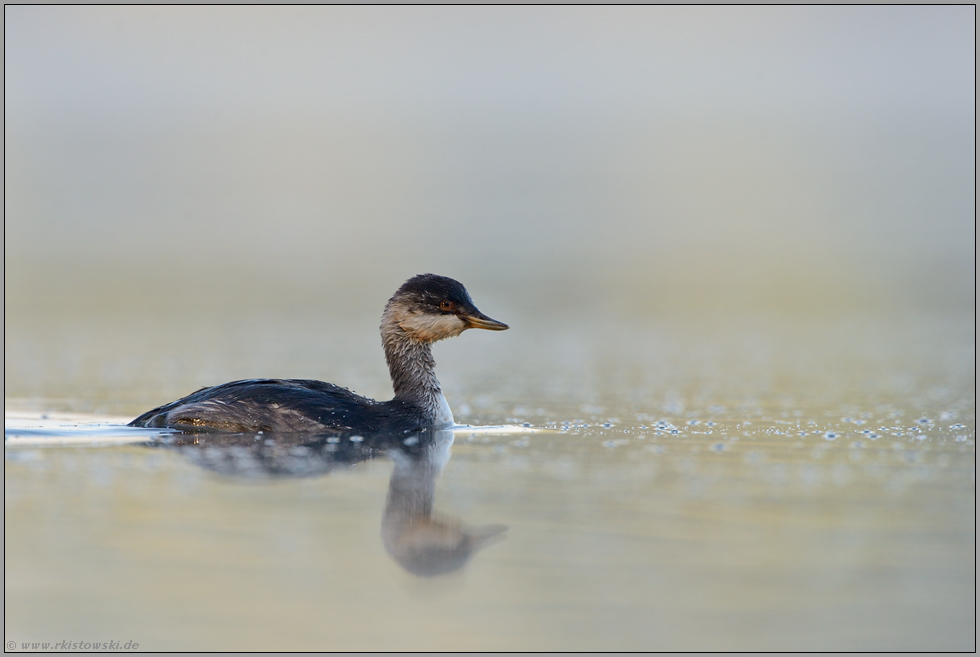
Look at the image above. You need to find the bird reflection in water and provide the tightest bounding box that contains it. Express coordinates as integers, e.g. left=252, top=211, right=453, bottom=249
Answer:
left=148, top=428, right=506, bottom=576
left=382, top=430, right=507, bottom=576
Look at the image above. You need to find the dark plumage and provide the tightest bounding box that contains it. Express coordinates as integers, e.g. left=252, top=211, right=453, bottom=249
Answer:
left=129, top=378, right=422, bottom=433
left=129, top=274, right=508, bottom=434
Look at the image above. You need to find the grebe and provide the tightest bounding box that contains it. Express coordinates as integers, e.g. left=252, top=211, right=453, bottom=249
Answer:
left=129, top=274, right=508, bottom=433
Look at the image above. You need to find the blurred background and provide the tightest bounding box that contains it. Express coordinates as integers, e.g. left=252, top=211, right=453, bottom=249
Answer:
left=5, top=6, right=974, bottom=314
left=4, top=6, right=976, bottom=411
left=5, top=9, right=976, bottom=651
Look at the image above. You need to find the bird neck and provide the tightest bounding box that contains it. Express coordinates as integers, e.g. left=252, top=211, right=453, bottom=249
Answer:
left=381, top=315, right=453, bottom=426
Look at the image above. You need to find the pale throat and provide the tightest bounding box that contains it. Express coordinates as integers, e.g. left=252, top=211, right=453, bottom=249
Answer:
left=381, top=312, right=458, bottom=428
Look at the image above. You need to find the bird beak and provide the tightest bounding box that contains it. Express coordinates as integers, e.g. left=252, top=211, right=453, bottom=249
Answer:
left=463, top=310, right=509, bottom=331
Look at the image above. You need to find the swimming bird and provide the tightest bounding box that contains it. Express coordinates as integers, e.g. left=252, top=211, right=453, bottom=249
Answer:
left=129, top=274, right=508, bottom=433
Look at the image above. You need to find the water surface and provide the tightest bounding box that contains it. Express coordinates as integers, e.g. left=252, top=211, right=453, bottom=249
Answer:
left=5, top=7, right=975, bottom=651
left=5, top=311, right=974, bottom=651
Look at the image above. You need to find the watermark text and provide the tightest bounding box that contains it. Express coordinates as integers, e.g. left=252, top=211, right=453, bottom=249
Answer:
left=6, top=640, right=140, bottom=651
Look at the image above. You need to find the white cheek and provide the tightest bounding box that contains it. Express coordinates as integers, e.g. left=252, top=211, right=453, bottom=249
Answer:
left=399, top=313, right=467, bottom=342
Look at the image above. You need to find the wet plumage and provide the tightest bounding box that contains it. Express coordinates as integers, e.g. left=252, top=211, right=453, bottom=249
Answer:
left=129, top=274, right=508, bottom=433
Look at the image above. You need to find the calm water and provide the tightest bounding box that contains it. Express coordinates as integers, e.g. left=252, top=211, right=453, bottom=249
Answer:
left=4, top=8, right=975, bottom=649
left=5, top=309, right=975, bottom=651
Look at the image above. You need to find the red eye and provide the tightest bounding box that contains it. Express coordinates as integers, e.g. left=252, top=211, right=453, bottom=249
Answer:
left=439, top=301, right=455, bottom=312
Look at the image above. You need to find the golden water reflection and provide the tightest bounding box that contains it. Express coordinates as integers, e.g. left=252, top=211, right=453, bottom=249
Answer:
left=4, top=312, right=974, bottom=650
left=148, top=427, right=507, bottom=577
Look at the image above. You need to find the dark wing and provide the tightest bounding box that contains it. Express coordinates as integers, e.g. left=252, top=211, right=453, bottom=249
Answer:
left=129, top=378, right=397, bottom=433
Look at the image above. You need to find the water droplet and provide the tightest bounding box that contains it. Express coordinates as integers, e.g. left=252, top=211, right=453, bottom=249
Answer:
left=824, top=432, right=838, bottom=440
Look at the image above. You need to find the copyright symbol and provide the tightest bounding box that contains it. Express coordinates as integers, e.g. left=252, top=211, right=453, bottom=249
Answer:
left=6, top=640, right=16, bottom=650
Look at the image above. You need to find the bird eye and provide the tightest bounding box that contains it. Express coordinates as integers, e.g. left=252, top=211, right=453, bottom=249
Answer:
left=439, top=301, right=456, bottom=312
